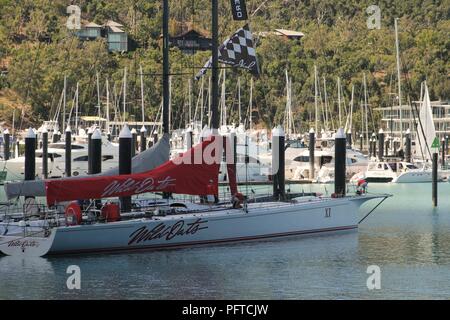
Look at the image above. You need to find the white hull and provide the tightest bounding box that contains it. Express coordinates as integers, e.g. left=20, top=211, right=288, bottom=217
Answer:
left=0, top=158, right=119, bottom=181
left=0, top=194, right=386, bottom=256
left=392, top=170, right=443, bottom=183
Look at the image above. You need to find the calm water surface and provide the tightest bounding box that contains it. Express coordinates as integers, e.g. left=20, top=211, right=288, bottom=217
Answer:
left=1, top=182, right=450, bottom=299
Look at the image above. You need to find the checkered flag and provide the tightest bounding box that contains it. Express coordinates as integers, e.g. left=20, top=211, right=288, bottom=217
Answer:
left=195, top=24, right=260, bottom=80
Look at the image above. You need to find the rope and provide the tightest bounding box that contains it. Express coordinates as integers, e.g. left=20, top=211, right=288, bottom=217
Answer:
left=358, top=195, right=390, bottom=224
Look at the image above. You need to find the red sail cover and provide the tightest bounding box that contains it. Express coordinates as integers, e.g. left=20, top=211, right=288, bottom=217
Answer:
left=45, top=137, right=228, bottom=205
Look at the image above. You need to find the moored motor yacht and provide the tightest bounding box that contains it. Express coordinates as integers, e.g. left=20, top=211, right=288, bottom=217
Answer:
left=350, top=160, right=444, bottom=183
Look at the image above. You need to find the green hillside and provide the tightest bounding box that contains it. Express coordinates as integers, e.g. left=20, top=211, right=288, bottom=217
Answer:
left=0, top=0, right=449, bottom=133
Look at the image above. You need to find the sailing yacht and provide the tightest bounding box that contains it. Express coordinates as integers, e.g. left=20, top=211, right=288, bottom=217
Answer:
left=0, top=133, right=389, bottom=257
left=352, top=82, right=447, bottom=183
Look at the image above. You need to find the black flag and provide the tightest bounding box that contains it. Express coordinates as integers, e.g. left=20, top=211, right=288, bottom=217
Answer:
left=230, top=0, right=248, bottom=21
left=195, top=24, right=260, bottom=80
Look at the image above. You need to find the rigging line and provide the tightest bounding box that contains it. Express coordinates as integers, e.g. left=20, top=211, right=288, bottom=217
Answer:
left=47, top=35, right=77, bottom=130
left=363, top=75, right=377, bottom=133
left=358, top=195, right=390, bottom=224
left=401, top=54, right=433, bottom=160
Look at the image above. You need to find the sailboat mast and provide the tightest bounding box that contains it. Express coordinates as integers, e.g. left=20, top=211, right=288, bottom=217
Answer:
left=140, top=65, right=145, bottom=125
left=208, top=76, right=211, bottom=128
left=249, top=77, right=253, bottom=131
left=162, top=0, right=169, bottom=134
left=211, top=0, right=219, bottom=130
left=337, top=77, right=341, bottom=128
left=314, top=65, right=318, bottom=134
left=12, top=108, right=15, bottom=136
left=75, top=82, right=79, bottom=134
left=323, top=76, right=330, bottom=130
left=363, top=73, right=369, bottom=148
left=285, top=69, right=291, bottom=135
left=123, top=67, right=127, bottom=124
left=222, top=68, right=226, bottom=127
left=106, top=79, right=110, bottom=133
left=96, top=72, right=101, bottom=126
left=238, top=77, right=241, bottom=125
left=395, top=18, right=403, bottom=143
left=349, top=85, right=354, bottom=139
left=188, top=78, right=192, bottom=127
left=169, top=76, right=172, bottom=131
left=63, top=75, right=67, bottom=134
left=200, top=76, right=204, bottom=127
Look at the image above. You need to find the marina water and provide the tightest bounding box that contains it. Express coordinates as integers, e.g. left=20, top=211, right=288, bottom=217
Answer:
left=1, top=182, right=450, bottom=299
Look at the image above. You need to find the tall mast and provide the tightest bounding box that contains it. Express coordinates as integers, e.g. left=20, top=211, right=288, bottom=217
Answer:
left=285, top=69, right=289, bottom=135
left=75, top=82, right=79, bottom=134
left=349, top=85, right=354, bottom=136
left=238, top=77, right=241, bottom=125
left=123, top=67, right=127, bottom=124
left=249, top=77, right=253, bottom=131
left=106, top=79, right=110, bottom=133
left=363, top=73, right=369, bottom=148
left=188, top=78, right=192, bottom=126
left=162, top=0, right=169, bottom=134
left=169, top=76, right=172, bottom=131
left=96, top=72, right=101, bottom=126
left=200, top=76, right=204, bottom=127
left=63, top=75, right=67, bottom=133
left=337, top=76, right=342, bottom=128
left=140, top=65, right=145, bottom=125
left=395, top=18, right=403, bottom=143
left=211, top=0, right=219, bottom=130
left=314, top=65, right=318, bottom=134
left=12, top=108, right=15, bottom=136
left=323, top=76, right=329, bottom=130
left=221, top=68, right=226, bottom=127
left=208, top=76, right=211, bottom=128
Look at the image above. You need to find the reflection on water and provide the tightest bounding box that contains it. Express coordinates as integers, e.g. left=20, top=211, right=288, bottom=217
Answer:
left=1, top=183, right=450, bottom=299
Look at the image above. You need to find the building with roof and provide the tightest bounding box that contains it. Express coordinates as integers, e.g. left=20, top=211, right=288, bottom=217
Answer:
left=76, top=22, right=102, bottom=40
left=375, top=100, right=450, bottom=141
left=273, top=29, right=305, bottom=40
left=103, top=21, right=128, bottom=52
left=169, top=29, right=212, bottom=54
left=258, top=29, right=305, bottom=41
left=75, top=20, right=128, bottom=52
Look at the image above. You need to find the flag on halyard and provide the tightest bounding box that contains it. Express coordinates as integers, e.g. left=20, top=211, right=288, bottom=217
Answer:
left=195, top=24, right=260, bottom=80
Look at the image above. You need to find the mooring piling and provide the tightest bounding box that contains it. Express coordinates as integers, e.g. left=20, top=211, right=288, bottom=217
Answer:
left=405, top=129, right=411, bottom=163
left=65, top=126, right=72, bottom=177
left=378, top=128, right=384, bottom=161
left=24, top=128, right=36, bottom=199
left=432, top=152, right=438, bottom=207
left=119, top=125, right=132, bottom=212
left=131, top=128, right=137, bottom=157
left=42, top=127, right=48, bottom=179
left=309, top=128, right=315, bottom=180
left=334, top=128, right=346, bottom=197
left=3, top=129, right=10, bottom=161
left=140, top=126, right=147, bottom=152
left=272, top=126, right=285, bottom=200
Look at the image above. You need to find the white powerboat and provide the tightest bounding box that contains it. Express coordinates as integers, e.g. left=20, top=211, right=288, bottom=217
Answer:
left=0, top=133, right=119, bottom=182
left=350, top=160, right=443, bottom=183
